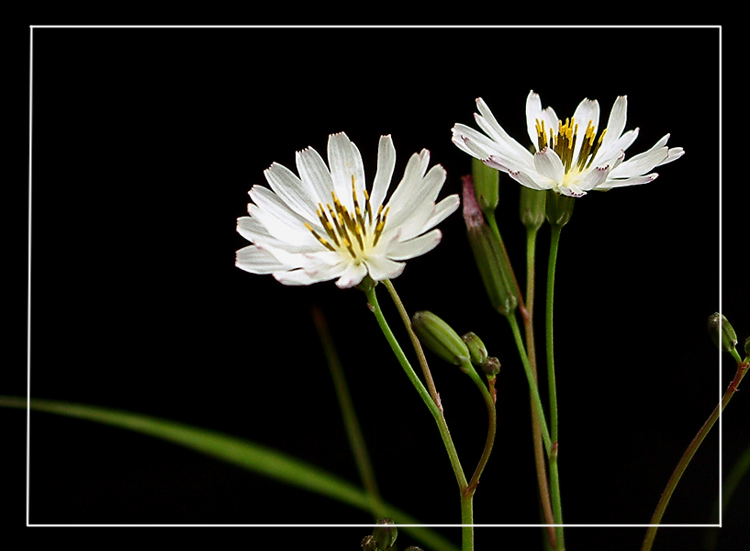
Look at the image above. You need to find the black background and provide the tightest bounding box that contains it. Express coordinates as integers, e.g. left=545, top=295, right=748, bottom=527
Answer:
left=11, top=25, right=749, bottom=550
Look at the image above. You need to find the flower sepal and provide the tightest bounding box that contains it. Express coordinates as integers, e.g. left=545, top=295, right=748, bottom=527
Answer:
left=545, top=190, right=575, bottom=228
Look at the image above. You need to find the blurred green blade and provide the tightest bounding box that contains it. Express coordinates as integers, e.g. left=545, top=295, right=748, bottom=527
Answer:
left=2, top=396, right=459, bottom=551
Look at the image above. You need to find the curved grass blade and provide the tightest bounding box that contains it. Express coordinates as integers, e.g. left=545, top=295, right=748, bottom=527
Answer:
left=2, top=396, right=458, bottom=551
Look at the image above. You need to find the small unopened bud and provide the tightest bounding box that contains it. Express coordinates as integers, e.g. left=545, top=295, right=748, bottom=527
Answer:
left=472, top=157, right=499, bottom=217
left=361, top=535, right=378, bottom=551
left=412, top=311, right=470, bottom=366
left=463, top=177, right=519, bottom=317
left=462, top=332, right=488, bottom=367
left=372, top=518, right=398, bottom=551
left=519, top=187, right=547, bottom=230
left=545, top=189, right=575, bottom=227
left=707, top=313, right=738, bottom=353
left=481, top=356, right=501, bottom=377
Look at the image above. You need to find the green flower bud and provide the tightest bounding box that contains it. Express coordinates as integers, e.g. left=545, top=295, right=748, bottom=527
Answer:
left=472, top=157, right=499, bottom=217
left=462, top=177, right=519, bottom=317
left=462, top=332, right=488, bottom=367
left=519, top=187, right=547, bottom=230
left=707, top=313, right=738, bottom=353
left=412, top=311, right=470, bottom=366
left=481, top=356, right=501, bottom=377
left=545, top=189, right=575, bottom=228
left=372, top=518, right=398, bottom=550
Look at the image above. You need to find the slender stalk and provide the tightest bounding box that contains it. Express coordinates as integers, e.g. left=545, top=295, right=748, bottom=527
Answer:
left=642, top=351, right=749, bottom=551
left=546, top=225, right=564, bottom=549
left=363, top=284, right=473, bottom=551
left=525, top=225, right=557, bottom=543
left=461, top=492, right=474, bottom=551
left=382, top=279, right=443, bottom=413
left=507, top=313, right=552, bottom=454
left=311, top=305, right=384, bottom=519
left=462, top=360, right=497, bottom=494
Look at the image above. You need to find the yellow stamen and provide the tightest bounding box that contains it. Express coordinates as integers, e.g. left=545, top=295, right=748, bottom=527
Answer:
left=536, top=116, right=608, bottom=174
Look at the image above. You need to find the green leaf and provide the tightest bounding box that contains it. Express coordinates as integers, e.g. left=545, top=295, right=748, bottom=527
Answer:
left=1, top=396, right=459, bottom=551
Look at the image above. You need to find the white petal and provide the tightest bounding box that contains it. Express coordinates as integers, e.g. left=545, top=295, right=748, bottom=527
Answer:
left=388, top=229, right=442, bottom=261
left=533, top=148, right=565, bottom=183
left=609, top=135, right=676, bottom=179
left=273, top=255, right=351, bottom=286
left=385, top=149, right=431, bottom=221
left=423, top=194, right=460, bottom=231
left=598, top=173, right=658, bottom=190
left=237, top=215, right=311, bottom=254
left=595, top=128, right=640, bottom=163
left=579, top=164, right=611, bottom=191
left=235, top=245, right=291, bottom=274
left=525, top=91, right=543, bottom=146
left=248, top=187, right=318, bottom=248
left=509, top=170, right=553, bottom=191
left=236, top=215, right=269, bottom=243
left=370, top=134, right=396, bottom=210
left=559, top=184, right=586, bottom=197
left=572, top=98, right=600, bottom=159
left=388, top=163, right=447, bottom=234
left=572, top=98, right=600, bottom=134
left=335, top=262, right=369, bottom=289
left=295, top=146, right=334, bottom=205
left=525, top=91, right=559, bottom=150
left=452, top=127, right=495, bottom=158
left=264, top=162, right=318, bottom=222
left=474, top=97, right=537, bottom=160
left=599, top=96, right=628, bottom=155
left=275, top=266, right=341, bottom=286
left=489, top=159, right=551, bottom=191
left=327, top=132, right=366, bottom=209
left=660, top=147, right=685, bottom=165
left=364, top=255, right=405, bottom=281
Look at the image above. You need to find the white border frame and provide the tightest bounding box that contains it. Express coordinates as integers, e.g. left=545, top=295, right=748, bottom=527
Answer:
left=26, top=24, right=724, bottom=530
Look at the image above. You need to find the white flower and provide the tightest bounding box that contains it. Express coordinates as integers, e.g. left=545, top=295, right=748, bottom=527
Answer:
left=236, top=132, right=460, bottom=289
left=452, top=90, right=684, bottom=197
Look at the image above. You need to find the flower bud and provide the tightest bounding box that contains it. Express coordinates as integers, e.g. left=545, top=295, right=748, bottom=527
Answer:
left=372, top=518, right=398, bottom=551
left=412, top=311, right=470, bottom=366
left=462, top=177, right=519, bottom=317
left=462, top=332, right=488, bottom=367
left=545, top=189, right=575, bottom=227
left=472, top=157, right=499, bottom=217
left=707, top=313, right=738, bottom=353
left=481, top=356, right=501, bottom=378
left=361, top=535, right=378, bottom=551
left=519, top=187, right=547, bottom=230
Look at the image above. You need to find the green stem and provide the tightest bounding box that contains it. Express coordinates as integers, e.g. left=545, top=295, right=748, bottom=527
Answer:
left=461, top=492, right=474, bottom=551
left=363, top=284, right=473, bottom=551
left=526, top=226, right=557, bottom=544
left=507, top=313, right=552, bottom=453
left=642, top=352, right=750, bottom=551
left=383, top=279, right=443, bottom=413
left=311, top=305, right=384, bottom=519
left=463, top=361, right=497, bottom=494
left=546, top=224, right=564, bottom=549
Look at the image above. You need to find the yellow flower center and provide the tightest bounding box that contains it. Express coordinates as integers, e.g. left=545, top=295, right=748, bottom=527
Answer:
left=535, top=117, right=607, bottom=176
left=304, top=176, right=390, bottom=260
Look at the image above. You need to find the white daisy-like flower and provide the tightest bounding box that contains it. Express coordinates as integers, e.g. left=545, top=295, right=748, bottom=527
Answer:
left=236, top=132, right=460, bottom=289
left=452, top=90, right=684, bottom=197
